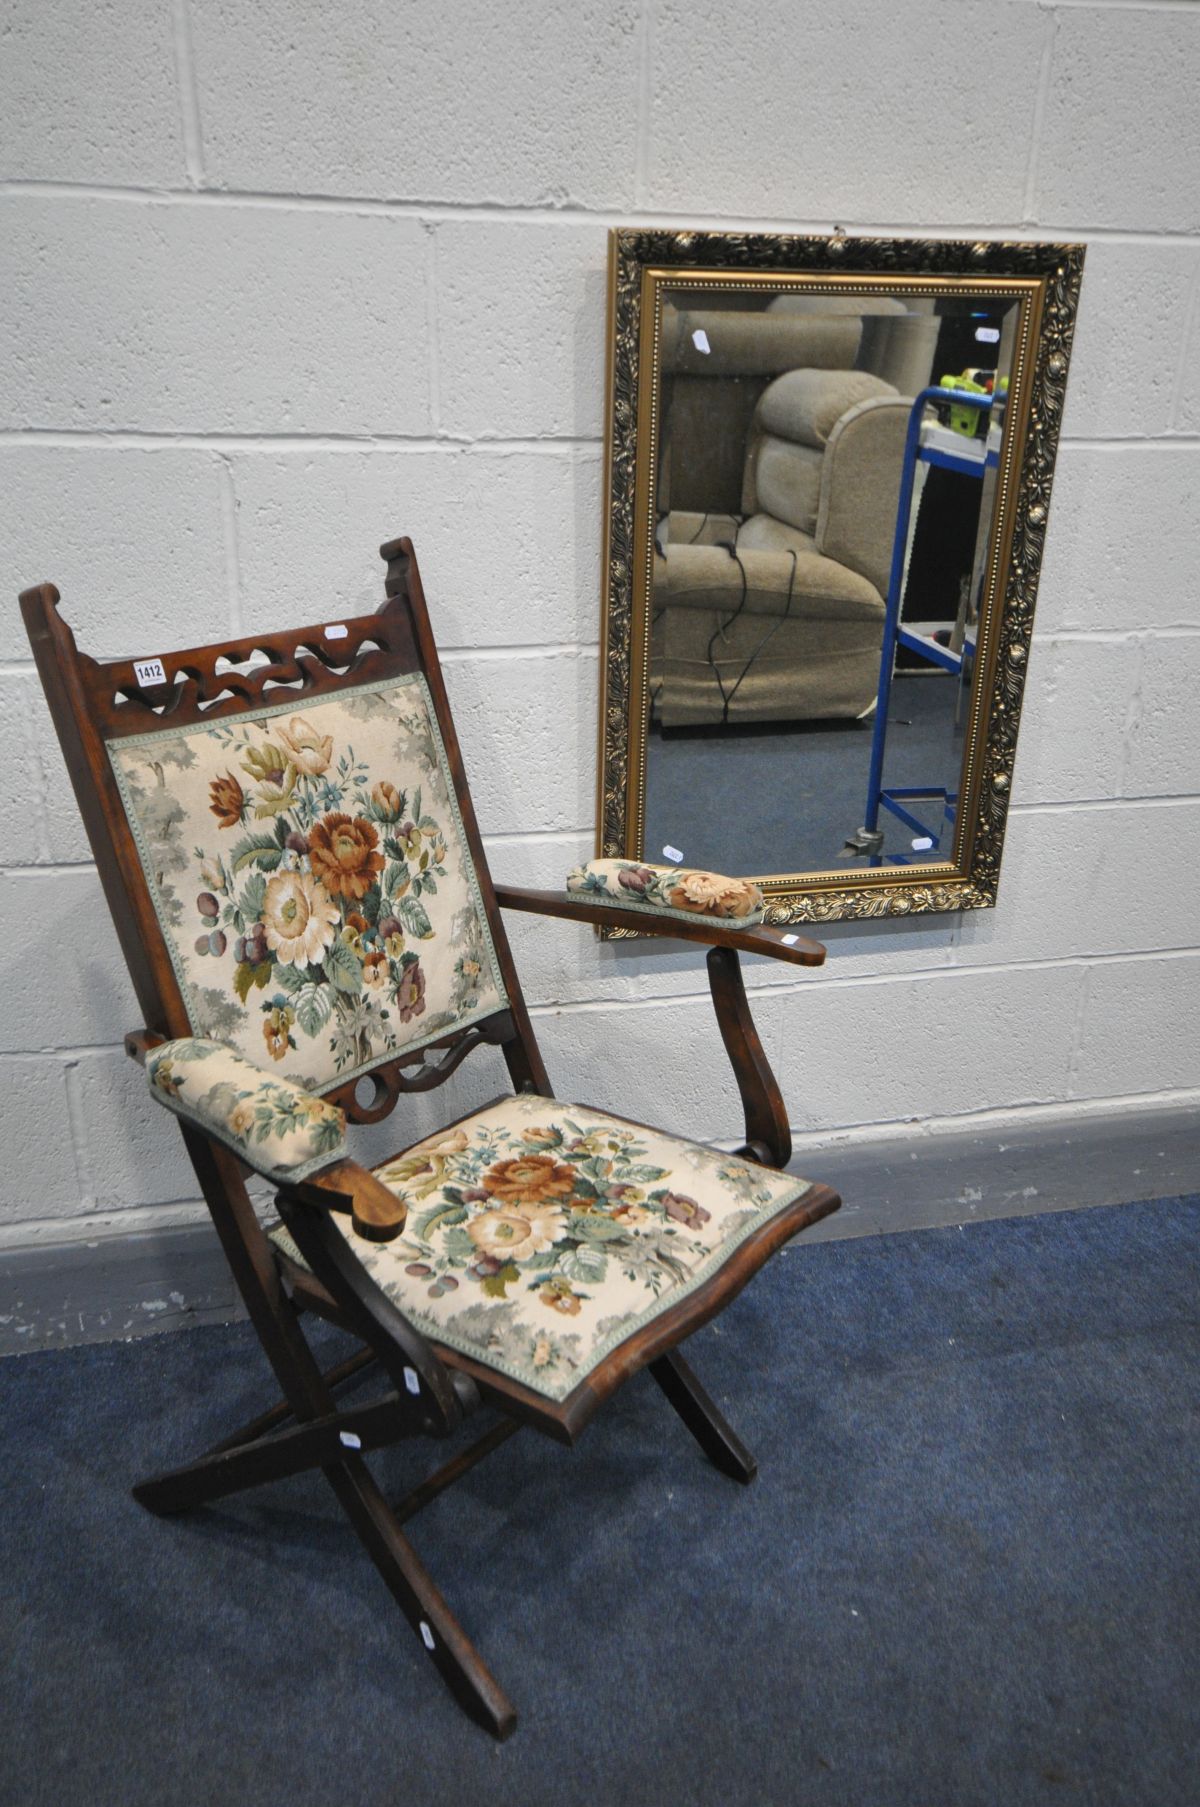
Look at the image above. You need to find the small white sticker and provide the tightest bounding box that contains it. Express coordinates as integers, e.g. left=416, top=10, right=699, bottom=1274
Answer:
left=781, top=933, right=799, bottom=946
left=339, top=1430, right=362, bottom=1449
left=975, top=326, right=1000, bottom=343
left=404, top=1366, right=420, bottom=1396
left=912, top=836, right=934, bottom=852
left=133, top=657, right=166, bottom=688
left=325, top=623, right=349, bottom=639
left=420, top=1621, right=436, bottom=1650
left=691, top=328, right=711, bottom=355
left=662, top=844, right=684, bottom=864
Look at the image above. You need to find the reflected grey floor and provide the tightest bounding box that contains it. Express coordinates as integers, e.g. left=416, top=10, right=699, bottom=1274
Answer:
left=643, top=672, right=964, bottom=876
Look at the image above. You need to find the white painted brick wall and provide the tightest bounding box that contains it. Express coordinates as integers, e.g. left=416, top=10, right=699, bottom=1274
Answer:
left=188, top=0, right=641, bottom=208
left=0, top=448, right=230, bottom=660
left=645, top=1, right=1047, bottom=222
left=1036, top=448, right=1199, bottom=635
left=1061, top=242, right=1198, bottom=439
left=1033, top=9, right=1200, bottom=232
left=3, top=198, right=434, bottom=434
left=0, top=1060, right=82, bottom=1225
left=232, top=447, right=599, bottom=649
left=0, top=0, right=185, bottom=186
left=434, top=222, right=610, bottom=439
left=2, top=0, right=1197, bottom=1251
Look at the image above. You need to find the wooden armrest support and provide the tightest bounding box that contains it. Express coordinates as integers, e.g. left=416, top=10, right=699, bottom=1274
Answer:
left=124, top=1028, right=167, bottom=1066
left=705, top=946, right=791, bottom=1169
left=302, top=1159, right=409, bottom=1243
left=493, top=885, right=826, bottom=967
left=278, top=1185, right=469, bottom=1433
left=496, top=889, right=806, bottom=1172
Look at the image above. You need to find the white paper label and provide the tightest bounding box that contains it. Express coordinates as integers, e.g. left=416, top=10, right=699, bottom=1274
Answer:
left=662, top=844, right=684, bottom=864
left=781, top=933, right=799, bottom=946
left=420, top=1621, right=436, bottom=1650
left=912, top=836, right=934, bottom=852
left=975, top=326, right=1000, bottom=343
left=325, top=623, right=348, bottom=639
left=404, top=1366, right=420, bottom=1396
left=338, top=1430, right=362, bottom=1449
left=691, top=328, right=711, bottom=354
left=133, top=657, right=166, bottom=688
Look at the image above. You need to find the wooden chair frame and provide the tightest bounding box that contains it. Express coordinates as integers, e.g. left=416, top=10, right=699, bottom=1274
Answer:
left=20, top=538, right=840, bottom=1738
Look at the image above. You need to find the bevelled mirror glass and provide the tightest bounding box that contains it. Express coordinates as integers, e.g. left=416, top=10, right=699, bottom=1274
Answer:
left=598, top=230, right=1084, bottom=924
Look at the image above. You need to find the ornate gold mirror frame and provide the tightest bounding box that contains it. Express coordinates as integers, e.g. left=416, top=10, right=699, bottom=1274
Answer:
left=597, top=229, right=1084, bottom=923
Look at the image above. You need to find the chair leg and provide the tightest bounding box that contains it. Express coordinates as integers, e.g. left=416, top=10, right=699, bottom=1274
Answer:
left=650, top=1348, right=758, bottom=1484
left=144, top=1137, right=517, bottom=1736
left=140, top=1438, right=517, bottom=1735
left=205, top=1345, right=379, bottom=1456
left=134, top=1345, right=383, bottom=1515
left=133, top=1392, right=412, bottom=1516
left=327, top=1456, right=518, bottom=1740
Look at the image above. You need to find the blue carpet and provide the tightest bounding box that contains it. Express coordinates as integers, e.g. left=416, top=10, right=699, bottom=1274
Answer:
left=2, top=1195, right=1197, bottom=1807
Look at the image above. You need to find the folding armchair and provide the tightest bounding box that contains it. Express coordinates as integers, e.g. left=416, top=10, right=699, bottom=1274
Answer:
left=20, top=538, right=840, bottom=1738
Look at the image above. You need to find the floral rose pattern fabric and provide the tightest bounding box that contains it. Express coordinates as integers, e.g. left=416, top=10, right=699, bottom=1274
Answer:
left=273, top=1093, right=812, bottom=1401
left=146, top=1037, right=346, bottom=1181
left=566, top=859, right=764, bottom=923
left=109, top=676, right=507, bottom=1092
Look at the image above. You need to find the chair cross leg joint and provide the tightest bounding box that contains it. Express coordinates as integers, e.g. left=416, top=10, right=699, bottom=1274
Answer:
left=133, top=1391, right=430, bottom=1516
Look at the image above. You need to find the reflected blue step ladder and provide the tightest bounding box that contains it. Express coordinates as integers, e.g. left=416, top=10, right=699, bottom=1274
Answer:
left=851, top=385, right=997, bottom=867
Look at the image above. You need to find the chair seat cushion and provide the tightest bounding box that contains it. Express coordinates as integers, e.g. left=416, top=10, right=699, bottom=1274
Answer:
left=271, top=1094, right=813, bottom=1402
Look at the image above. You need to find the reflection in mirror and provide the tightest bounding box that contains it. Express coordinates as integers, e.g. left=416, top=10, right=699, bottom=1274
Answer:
left=642, top=290, right=1019, bottom=878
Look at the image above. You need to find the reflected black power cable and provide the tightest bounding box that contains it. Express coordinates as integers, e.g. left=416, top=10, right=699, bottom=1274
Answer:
left=705, top=537, right=799, bottom=725
left=705, top=533, right=749, bottom=722
left=723, top=549, right=799, bottom=714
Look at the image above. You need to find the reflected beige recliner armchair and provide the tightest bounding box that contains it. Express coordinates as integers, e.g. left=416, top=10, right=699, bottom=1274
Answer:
left=653, top=368, right=910, bottom=727
left=652, top=296, right=937, bottom=729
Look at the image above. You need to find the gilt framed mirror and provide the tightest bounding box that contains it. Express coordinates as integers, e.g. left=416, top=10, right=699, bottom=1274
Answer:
left=597, top=229, right=1084, bottom=924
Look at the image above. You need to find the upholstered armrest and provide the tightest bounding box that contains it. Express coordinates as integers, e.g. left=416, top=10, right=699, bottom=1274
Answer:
left=568, top=857, right=766, bottom=922
left=146, top=1038, right=347, bottom=1182
left=661, top=540, right=884, bottom=622
left=493, top=885, right=825, bottom=968
left=144, top=1038, right=411, bottom=1241
left=132, top=1034, right=409, bottom=1240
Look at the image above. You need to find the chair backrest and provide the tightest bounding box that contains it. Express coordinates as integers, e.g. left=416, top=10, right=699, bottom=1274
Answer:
left=20, top=538, right=544, bottom=1124
left=741, top=369, right=908, bottom=597
left=659, top=305, right=867, bottom=518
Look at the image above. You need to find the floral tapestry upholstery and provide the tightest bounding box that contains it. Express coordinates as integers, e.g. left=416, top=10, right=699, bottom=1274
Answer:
left=146, top=1037, right=346, bottom=1182
left=270, top=1094, right=812, bottom=1402
left=108, top=675, right=508, bottom=1093
left=567, top=858, right=764, bottom=924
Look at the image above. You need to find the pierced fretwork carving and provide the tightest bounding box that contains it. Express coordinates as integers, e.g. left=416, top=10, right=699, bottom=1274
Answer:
left=326, top=1013, right=516, bottom=1125
left=93, top=610, right=408, bottom=738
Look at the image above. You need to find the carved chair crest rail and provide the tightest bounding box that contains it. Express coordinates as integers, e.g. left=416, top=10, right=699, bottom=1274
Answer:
left=20, top=536, right=839, bottom=1738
